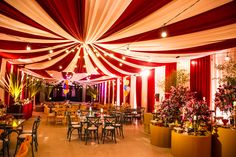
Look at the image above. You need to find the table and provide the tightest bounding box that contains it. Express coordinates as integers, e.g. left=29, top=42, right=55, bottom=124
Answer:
left=144, top=113, right=153, bottom=133
left=212, top=127, right=236, bottom=157
left=150, top=124, right=171, bottom=148
left=171, top=131, right=211, bottom=157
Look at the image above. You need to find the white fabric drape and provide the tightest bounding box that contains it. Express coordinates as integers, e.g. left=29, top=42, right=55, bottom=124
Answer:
left=98, top=0, right=231, bottom=42
left=5, top=0, right=79, bottom=42
left=84, top=0, right=131, bottom=43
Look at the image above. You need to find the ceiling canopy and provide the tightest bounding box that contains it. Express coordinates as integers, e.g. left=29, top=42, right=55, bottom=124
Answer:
left=0, top=0, right=236, bottom=82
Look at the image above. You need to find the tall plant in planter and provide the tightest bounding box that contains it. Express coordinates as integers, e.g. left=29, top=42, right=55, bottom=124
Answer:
left=86, top=85, right=98, bottom=102
left=215, top=59, right=236, bottom=113
left=0, top=72, right=27, bottom=103
left=216, top=59, right=236, bottom=85
left=28, top=80, right=43, bottom=108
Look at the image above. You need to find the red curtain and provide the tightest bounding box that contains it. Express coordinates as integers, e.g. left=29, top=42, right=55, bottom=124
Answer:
left=147, top=69, right=155, bottom=112
left=136, top=76, right=142, bottom=108
left=165, top=63, right=177, bottom=98
left=120, top=78, right=123, bottom=105
left=190, top=56, right=211, bottom=105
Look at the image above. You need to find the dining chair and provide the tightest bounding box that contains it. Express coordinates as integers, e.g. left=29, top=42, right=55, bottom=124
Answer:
left=101, top=116, right=117, bottom=143
left=15, top=135, right=31, bottom=157
left=114, top=113, right=124, bottom=138
left=67, top=115, right=82, bottom=141
left=85, top=116, right=100, bottom=145
left=0, top=124, right=11, bottom=157
left=14, top=116, right=41, bottom=157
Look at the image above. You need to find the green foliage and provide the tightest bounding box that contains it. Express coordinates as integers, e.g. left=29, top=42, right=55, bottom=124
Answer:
left=0, top=72, right=29, bottom=102
left=86, top=85, right=98, bottom=99
left=28, top=81, right=43, bottom=99
left=165, top=70, right=177, bottom=92
left=176, top=69, right=190, bottom=87
left=216, top=59, right=236, bottom=85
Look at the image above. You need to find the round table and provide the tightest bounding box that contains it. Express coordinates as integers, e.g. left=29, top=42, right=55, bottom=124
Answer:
left=150, top=124, right=171, bottom=148
left=171, top=131, right=211, bottom=157
left=212, top=127, right=236, bottom=157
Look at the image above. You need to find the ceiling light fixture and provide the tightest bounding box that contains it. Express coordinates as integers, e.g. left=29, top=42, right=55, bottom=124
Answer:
left=122, top=56, right=126, bottom=60
left=26, top=44, right=31, bottom=51
left=140, top=69, right=150, bottom=77
left=224, top=52, right=230, bottom=61
left=160, top=0, right=200, bottom=38
left=48, top=57, right=51, bottom=60
left=126, top=45, right=130, bottom=54
left=119, top=63, right=123, bottom=67
left=49, top=49, right=53, bottom=54
left=59, top=66, right=62, bottom=69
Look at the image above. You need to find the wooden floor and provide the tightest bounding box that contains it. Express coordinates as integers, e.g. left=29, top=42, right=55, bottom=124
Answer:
left=7, top=112, right=173, bottom=157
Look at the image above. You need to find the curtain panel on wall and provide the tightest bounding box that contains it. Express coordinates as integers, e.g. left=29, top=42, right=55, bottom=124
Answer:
left=136, top=76, right=142, bottom=108
left=147, top=69, right=155, bottom=112
left=165, top=63, right=177, bottom=98
left=190, top=56, right=211, bottom=105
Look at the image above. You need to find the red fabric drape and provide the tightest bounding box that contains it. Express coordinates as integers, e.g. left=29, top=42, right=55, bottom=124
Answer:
left=165, top=63, right=177, bottom=98
left=114, top=80, right=117, bottom=104
left=120, top=78, right=123, bottom=105
left=136, top=76, right=142, bottom=108
left=147, top=69, right=155, bottom=112
left=190, top=56, right=211, bottom=105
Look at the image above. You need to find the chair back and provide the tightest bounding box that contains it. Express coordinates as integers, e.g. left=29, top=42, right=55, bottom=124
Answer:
left=86, top=117, right=100, bottom=128
left=104, top=116, right=116, bottom=127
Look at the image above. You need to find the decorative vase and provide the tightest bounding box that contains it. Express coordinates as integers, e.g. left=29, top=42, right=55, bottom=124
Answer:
left=222, top=119, right=229, bottom=126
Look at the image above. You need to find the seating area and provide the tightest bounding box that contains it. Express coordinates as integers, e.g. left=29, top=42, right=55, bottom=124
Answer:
left=0, top=111, right=174, bottom=157
left=0, top=1, right=236, bottom=157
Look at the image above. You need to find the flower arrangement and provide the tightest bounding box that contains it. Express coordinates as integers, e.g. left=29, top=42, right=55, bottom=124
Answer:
left=214, top=84, right=236, bottom=112
left=158, top=86, right=195, bottom=125
left=184, top=99, right=211, bottom=123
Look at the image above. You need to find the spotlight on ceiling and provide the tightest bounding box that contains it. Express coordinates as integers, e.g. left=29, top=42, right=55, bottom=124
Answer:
left=49, top=49, right=53, bottom=54
left=122, top=56, right=126, bottom=60
left=161, top=30, right=167, bottom=38
left=126, top=45, right=130, bottom=54
left=140, top=69, right=150, bottom=77
left=26, top=45, right=31, bottom=51
left=224, top=53, right=230, bottom=61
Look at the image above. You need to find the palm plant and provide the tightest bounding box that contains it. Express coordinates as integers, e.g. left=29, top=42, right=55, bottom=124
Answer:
left=0, top=72, right=27, bottom=102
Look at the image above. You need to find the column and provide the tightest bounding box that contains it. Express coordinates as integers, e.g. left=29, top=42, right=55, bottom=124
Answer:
left=107, top=81, right=111, bottom=104
left=116, top=78, right=120, bottom=106
left=0, top=59, right=7, bottom=102
left=141, top=75, right=148, bottom=109
left=130, top=75, right=137, bottom=109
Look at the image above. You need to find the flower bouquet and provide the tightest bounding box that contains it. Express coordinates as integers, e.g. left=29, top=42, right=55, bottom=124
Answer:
left=215, top=84, right=236, bottom=113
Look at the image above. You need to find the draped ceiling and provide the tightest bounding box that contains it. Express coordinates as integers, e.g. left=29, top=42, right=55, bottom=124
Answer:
left=0, top=0, right=236, bottom=83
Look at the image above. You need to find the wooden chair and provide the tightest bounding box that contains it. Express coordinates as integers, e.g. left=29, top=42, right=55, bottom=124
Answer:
left=55, top=108, right=65, bottom=124
left=15, top=135, right=32, bottom=157
left=101, top=116, right=117, bottom=143
left=45, top=106, right=55, bottom=123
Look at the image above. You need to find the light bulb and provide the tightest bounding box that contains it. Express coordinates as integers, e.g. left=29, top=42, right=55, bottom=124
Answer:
left=225, top=53, right=230, bottom=61
left=161, top=31, right=167, bottom=38
left=26, top=45, right=31, bottom=51
left=122, top=56, right=126, bottom=60
left=126, top=45, right=130, bottom=54
left=49, top=49, right=53, bottom=54
left=119, top=63, right=123, bottom=66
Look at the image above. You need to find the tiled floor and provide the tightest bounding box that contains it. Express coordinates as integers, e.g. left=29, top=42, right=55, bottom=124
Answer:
left=8, top=112, right=173, bottom=157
